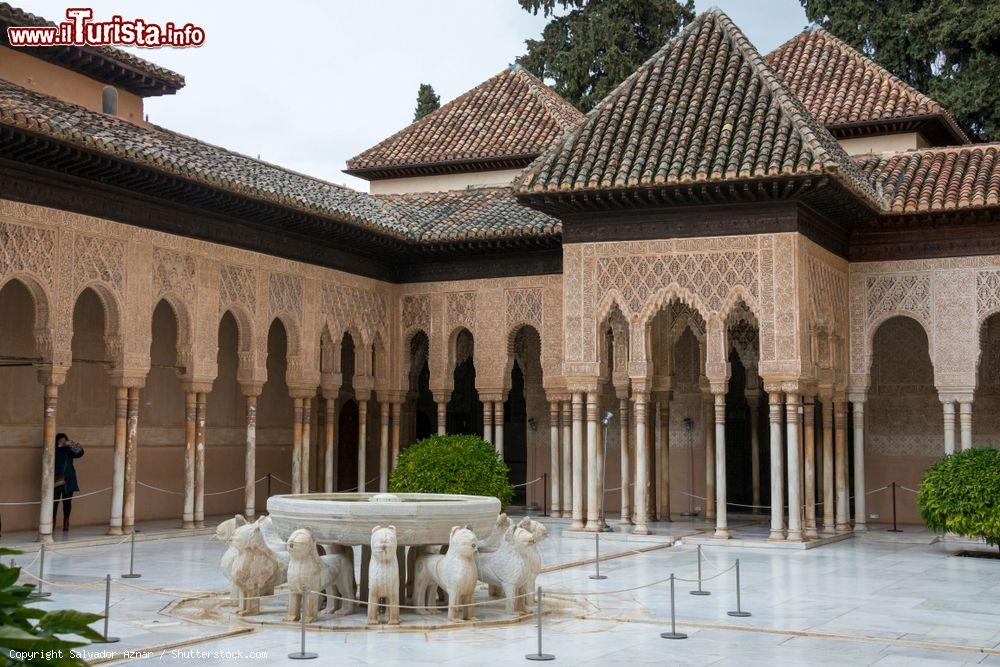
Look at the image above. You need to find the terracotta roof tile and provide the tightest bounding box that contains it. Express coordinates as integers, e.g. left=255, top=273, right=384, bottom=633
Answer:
left=378, top=187, right=560, bottom=242
left=765, top=29, right=967, bottom=142
left=856, top=145, right=1000, bottom=213
left=346, top=66, right=583, bottom=176
left=514, top=9, right=878, bottom=205
left=0, top=78, right=408, bottom=236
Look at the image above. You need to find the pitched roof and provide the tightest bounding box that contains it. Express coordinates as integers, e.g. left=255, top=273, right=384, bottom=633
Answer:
left=765, top=29, right=968, bottom=144
left=0, top=78, right=407, bottom=236
left=0, top=2, right=185, bottom=96
left=345, top=66, right=584, bottom=179
left=856, top=144, right=1000, bottom=213
left=378, top=187, right=560, bottom=242
left=513, top=9, right=878, bottom=206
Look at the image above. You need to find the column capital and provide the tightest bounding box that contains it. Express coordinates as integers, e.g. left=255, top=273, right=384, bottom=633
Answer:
left=545, top=391, right=571, bottom=403
left=239, top=382, right=263, bottom=398
left=938, top=389, right=974, bottom=404
left=762, top=378, right=804, bottom=395
left=35, top=364, right=69, bottom=387
left=478, top=392, right=506, bottom=403
left=288, top=384, right=317, bottom=400
left=107, top=369, right=148, bottom=390
left=565, top=375, right=601, bottom=394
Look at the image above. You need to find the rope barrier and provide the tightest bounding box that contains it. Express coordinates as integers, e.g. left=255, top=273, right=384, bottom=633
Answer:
left=338, top=476, right=380, bottom=493
left=270, top=475, right=291, bottom=488
left=898, top=485, right=919, bottom=494
left=513, top=476, right=543, bottom=489
left=0, top=486, right=112, bottom=506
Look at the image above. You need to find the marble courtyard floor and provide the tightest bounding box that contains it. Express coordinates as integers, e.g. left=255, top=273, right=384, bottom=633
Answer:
left=9, top=517, right=1000, bottom=666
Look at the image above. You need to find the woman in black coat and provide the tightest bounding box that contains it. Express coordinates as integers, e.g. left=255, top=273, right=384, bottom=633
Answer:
left=53, top=433, right=85, bottom=532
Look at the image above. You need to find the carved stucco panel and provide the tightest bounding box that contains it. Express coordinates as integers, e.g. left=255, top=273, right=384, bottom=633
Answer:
left=932, top=270, right=977, bottom=388
left=977, top=270, right=1000, bottom=320
left=219, top=264, right=257, bottom=315
left=0, top=220, right=55, bottom=286
left=401, top=294, right=430, bottom=336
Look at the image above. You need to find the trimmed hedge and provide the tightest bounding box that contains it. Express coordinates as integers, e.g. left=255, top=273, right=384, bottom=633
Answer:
left=389, top=434, right=514, bottom=509
left=917, top=446, right=1000, bottom=550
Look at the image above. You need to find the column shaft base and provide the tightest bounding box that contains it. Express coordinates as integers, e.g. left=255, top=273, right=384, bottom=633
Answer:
left=181, top=521, right=195, bottom=529
left=835, top=523, right=851, bottom=532
left=767, top=531, right=785, bottom=541
left=631, top=525, right=651, bottom=536
left=713, top=528, right=731, bottom=539
left=786, top=531, right=804, bottom=542
left=853, top=524, right=868, bottom=533
left=37, top=533, right=53, bottom=544
left=107, top=526, right=123, bottom=536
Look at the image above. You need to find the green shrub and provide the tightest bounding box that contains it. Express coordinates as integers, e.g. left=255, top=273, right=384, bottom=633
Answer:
left=0, top=548, right=104, bottom=666
left=917, top=447, right=1000, bottom=550
left=389, top=434, right=514, bottom=509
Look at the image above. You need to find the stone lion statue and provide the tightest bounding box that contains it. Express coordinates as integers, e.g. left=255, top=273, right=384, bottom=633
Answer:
left=284, top=528, right=356, bottom=623
left=367, top=525, right=400, bottom=625
left=477, top=513, right=512, bottom=553
left=475, top=524, right=538, bottom=614
left=216, top=514, right=247, bottom=606
left=230, top=518, right=284, bottom=617
left=414, top=525, right=479, bottom=622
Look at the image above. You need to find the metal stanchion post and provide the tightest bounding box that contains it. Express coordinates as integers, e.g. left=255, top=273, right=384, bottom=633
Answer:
left=121, top=531, right=141, bottom=578
left=524, top=586, right=554, bottom=661
left=542, top=473, right=548, bottom=517
left=589, top=532, right=606, bottom=580
left=660, top=573, right=687, bottom=639
left=267, top=472, right=272, bottom=500
left=888, top=482, right=902, bottom=533
left=288, top=594, right=317, bottom=660
left=690, top=544, right=710, bottom=595
left=28, top=544, right=51, bottom=599
left=727, top=559, right=751, bottom=617
left=96, top=574, right=119, bottom=643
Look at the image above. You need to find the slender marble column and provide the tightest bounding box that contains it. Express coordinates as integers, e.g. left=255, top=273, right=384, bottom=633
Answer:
left=244, top=393, right=258, bottom=518
left=570, top=392, right=585, bottom=530
left=483, top=401, right=493, bottom=444
left=561, top=401, right=572, bottom=518
left=324, top=396, right=336, bottom=491
left=803, top=400, right=817, bottom=539
left=821, top=395, right=835, bottom=534
left=653, top=402, right=662, bottom=520
left=194, top=391, right=207, bottom=528
left=959, top=400, right=973, bottom=451
left=549, top=401, right=561, bottom=517
left=632, top=395, right=650, bottom=534
left=436, top=399, right=447, bottom=436
left=619, top=398, right=631, bottom=525
left=834, top=398, right=850, bottom=531
left=358, top=398, right=368, bottom=491
left=747, top=393, right=761, bottom=512
left=942, top=400, right=956, bottom=455
left=852, top=400, right=867, bottom=532
left=291, top=397, right=303, bottom=494
left=495, top=401, right=505, bottom=459
left=658, top=398, right=670, bottom=522
left=785, top=392, right=803, bottom=541
left=180, top=390, right=196, bottom=528
left=713, top=392, right=729, bottom=538
left=585, top=393, right=600, bottom=531
left=109, top=386, right=128, bottom=534
left=123, top=387, right=140, bottom=534
left=391, top=402, right=401, bottom=474
left=379, top=401, right=390, bottom=492
left=704, top=396, right=716, bottom=520
left=768, top=391, right=785, bottom=541
left=37, top=382, right=60, bottom=543
left=301, top=397, right=312, bottom=493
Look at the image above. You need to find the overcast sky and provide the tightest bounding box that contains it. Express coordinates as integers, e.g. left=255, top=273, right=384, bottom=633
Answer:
left=28, top=0, right=809, bottom=191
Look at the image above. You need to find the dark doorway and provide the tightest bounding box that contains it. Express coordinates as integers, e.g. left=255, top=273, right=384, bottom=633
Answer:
left=724, top=349, right=767, bottom=510
left=446, top=330, right=482, bottom=436
left=337, top=398, right=358, bottom=491
left=505, top=361, right=528, bottom=504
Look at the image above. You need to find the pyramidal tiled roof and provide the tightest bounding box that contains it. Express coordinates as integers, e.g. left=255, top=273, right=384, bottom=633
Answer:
left=856, top=144, right=1000, bottom=213
left=765, top=29, right=968, bottom=143
left=345, top=66, right=584, bottom=179
left=513, top=9, right=879, bottom=205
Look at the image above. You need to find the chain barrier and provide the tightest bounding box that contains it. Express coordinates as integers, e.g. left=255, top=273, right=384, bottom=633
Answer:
left=513, top=477, right=543, bottom=489
left=0, top=486, right=113, bottom=506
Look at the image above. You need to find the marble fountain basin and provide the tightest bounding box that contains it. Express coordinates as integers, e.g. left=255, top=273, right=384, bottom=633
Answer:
left=266, top=492, right=501, bottom=546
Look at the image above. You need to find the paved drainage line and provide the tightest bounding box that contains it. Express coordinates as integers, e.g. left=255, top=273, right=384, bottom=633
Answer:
left=573, top=614, right=1000, bottom=657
